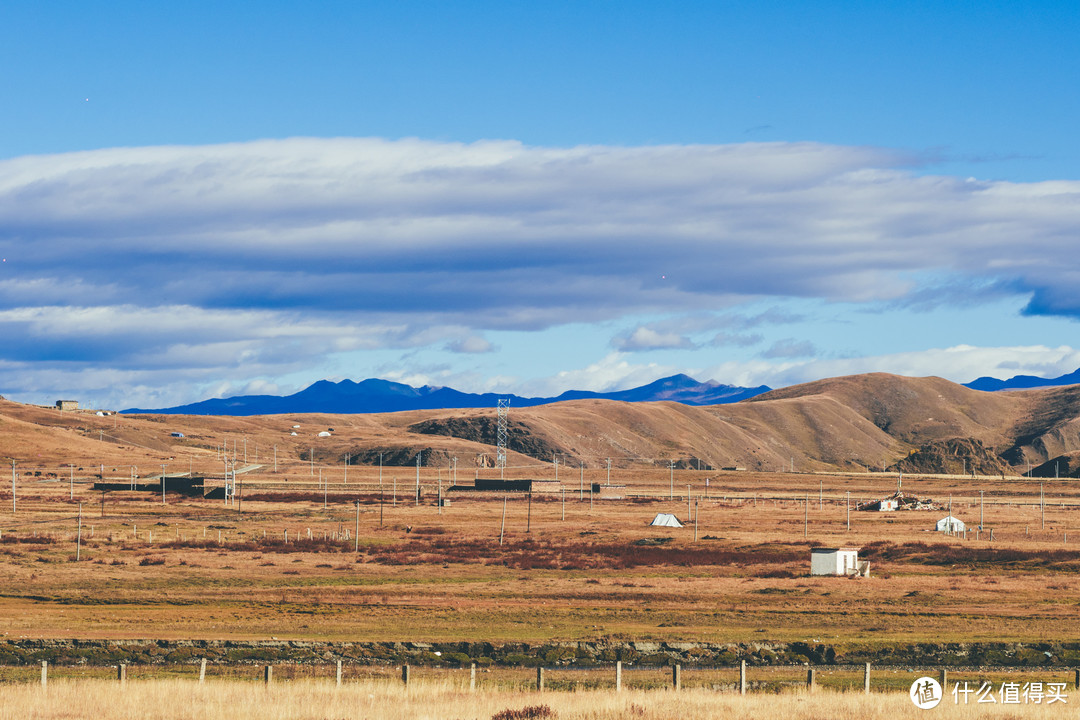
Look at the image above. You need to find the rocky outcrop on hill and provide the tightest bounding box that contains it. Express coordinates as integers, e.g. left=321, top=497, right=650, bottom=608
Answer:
left=408, top=417, right=570, bottom=463
left=887, top=437, right=1010, bottom=476
left=1028, top=452, right=1080, bottom=478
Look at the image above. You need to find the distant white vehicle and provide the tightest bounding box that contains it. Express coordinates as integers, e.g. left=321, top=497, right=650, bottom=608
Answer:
left=292, top=424, right=301, bottom=429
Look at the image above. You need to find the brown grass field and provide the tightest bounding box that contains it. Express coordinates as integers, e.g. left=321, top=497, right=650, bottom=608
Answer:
left=2, top=453, right=1080, bottom=647
left=1, top=677, right=1077, bottom=720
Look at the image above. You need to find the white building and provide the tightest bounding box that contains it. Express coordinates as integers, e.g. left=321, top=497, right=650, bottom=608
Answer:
left=936, top=515, right=965, bottom=533
left=810, top=547, right=863, bottom=576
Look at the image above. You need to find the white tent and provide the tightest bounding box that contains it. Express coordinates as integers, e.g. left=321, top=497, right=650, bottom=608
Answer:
left=317, top=431, right=331, bottom=437
left=649, top=513, right=684, bottom=527
left=936, top=515, right=965, bottom=533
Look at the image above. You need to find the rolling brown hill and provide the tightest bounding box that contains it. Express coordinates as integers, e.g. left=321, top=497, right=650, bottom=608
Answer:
left=2, top=373, right=1079, bottom=478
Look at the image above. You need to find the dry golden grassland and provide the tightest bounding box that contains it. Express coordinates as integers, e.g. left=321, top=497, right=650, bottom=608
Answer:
left=1, top=678, right=1076, bottom=720
left=2, top=455, right=1080, bottom=647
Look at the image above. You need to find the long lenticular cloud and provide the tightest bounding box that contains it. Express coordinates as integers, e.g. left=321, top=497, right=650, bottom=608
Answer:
left=2, top=137, right=1078, bottom=319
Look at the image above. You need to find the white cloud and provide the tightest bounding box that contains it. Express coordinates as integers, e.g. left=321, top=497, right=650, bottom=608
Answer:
left=613, top=326, right=695, bottom=351
left=525, top=353, right=666, bottom=394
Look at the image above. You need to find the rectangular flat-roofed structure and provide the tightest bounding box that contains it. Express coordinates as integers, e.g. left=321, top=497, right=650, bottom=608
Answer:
left=811, top=547, right=866, bottom=576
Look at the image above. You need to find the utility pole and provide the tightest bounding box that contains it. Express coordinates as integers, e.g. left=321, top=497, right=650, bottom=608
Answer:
left=579, top=461, right=584, bottom=500
left=846, top=491, right=851, bottom=531
left=669, top=460, right=674, bottom=500
left=606, top=458, right=611, bottom=486
left=415, top=453, right=421, bottom=506
left=379, top=452, right=384, bottom=488
left=10, top=459, right=16, bottom=513
left=310, top=448, right=313, bottom=476
left=344, top=454, right=348, bottom=485
left=354, top=501, right=360, bottom=552
left=499, top=495, right=507, bottom=546
left=980, top=490, right=984, bottom=530
left=161, top=464, right=167, bottom=505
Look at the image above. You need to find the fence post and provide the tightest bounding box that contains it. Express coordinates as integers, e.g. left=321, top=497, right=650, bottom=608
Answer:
left=740, top=660, right=747, bottom=695
left=470, top=663, right=477, bottom=691
left=939, top=668, right=948, bottom=690
left=118, top=664, right=126, bottom=684
left=536, top=666, right=545, bottom=692
left=336, top=660, right=343, bottom=686
left=672, top=664, right=681, bottom=691
left=864, top=662, right=870, bottom=694
left=806, top=667, right=815, bottom=691
left=199, top=658, right=207, bottom=683
left=616, top=660, right=622, bottom=692
left=401, top=664, right=410, bottom=686
left=264, top=665, right=273, bottom=684
left=41, top=660, right=47, bottom=688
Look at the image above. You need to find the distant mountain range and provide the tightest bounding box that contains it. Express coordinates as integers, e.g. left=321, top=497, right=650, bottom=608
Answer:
left=123, top=374, right=772, bottom=416
left=120, top=365, right=1080, bottom=416
left=963, top=367, right=1080, bottom=392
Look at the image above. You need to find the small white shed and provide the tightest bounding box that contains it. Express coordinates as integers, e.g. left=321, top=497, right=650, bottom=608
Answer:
left=811, top=547, right=861, bottom=576
left=936, top=515, right=965, bottom=533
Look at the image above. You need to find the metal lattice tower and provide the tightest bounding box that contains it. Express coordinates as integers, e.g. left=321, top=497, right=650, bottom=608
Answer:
left=497, top=399, right=509, bottom=478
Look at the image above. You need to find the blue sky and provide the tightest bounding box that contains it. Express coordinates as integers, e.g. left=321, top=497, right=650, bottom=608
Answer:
left=1, top=1, right=1079, bottom=409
